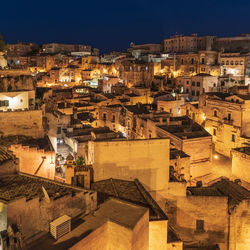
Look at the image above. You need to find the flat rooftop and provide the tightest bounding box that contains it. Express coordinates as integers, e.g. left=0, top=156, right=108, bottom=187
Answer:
left=158, top=116, right=211, bottom=139
left=0, top=136, right=53, bottom=152
left=0, top=173, right=84, bottom=203
left=27, top=198, right=148, bottom=250
left=232, top=146, right=250, bottom=155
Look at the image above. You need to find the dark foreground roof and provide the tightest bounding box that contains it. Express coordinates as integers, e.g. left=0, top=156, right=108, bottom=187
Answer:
left=91, top=178, right=168, bottom=221
left=187, top=179, right=250, bottom=212
left=0, top=173, right=82, bottom=202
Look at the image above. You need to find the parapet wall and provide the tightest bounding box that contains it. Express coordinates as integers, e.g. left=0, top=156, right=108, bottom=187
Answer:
left=0, top=110, right=44, bottom=138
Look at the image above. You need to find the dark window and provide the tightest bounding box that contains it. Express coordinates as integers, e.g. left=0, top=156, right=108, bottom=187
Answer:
left=201, top=58, right=205, bottom=64
left=214, top=110, right=217, bottom=117
left=103, top=113, right=106, bottom=120
left=232, top=134, right=235, bottom=142
left=0, top=100, right=9, bottom=107
left=213, top=129, right=216, bottom=136
left=196, top=90, right=200, bottom=96
left=197, top=82, right=200, bottom=87
left=192, top=82, right=195, bottom=86
left=57, top=127, right=61, bottom=134
left=186, top=88, right=189, bottom=93
left=192, top=90, right=195, bottom=96
left=186, top=81, right=189, bottom=85
left=191, top=58, right=194, bottom=64
left=196, top=220, right=205, bottom=232
left=112, top=114, right=115, bottom=122
left=228, top=113, right=231, bottom=121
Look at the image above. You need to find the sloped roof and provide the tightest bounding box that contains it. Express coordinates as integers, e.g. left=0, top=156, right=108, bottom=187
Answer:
left=187, top=179, right=250, bottom=212
left=0, top=146, right=14, bottom=164
left=91, top=178, right=168, bottom=221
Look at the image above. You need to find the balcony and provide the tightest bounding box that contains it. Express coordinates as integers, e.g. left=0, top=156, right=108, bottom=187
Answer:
left=223, top=118, right=234, bottom=125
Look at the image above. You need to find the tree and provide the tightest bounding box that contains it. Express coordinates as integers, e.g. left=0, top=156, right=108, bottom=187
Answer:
left=76, top=156, right=85, bottom=166
left=0, top=35, right=7, bottom=52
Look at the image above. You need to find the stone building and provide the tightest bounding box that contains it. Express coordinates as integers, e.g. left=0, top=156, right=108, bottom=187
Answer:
left=157, top=97, right=185, bottom=116
left=64, top=154, right=92, bottom=189
left=202, top=92, right=250, bottom=157
left=9, top=136, right=56, bottom=180
left=42, top=43, right=91, bottom=54
left=0, top=173, right=97, bottom=249
left=218, top=52, right=250, bottom=77
left=231, top=147, right=250, bottom=183
left=156, top=116, right=212, bottom=178
left=174, top=51, right=219, bottom=77
left=119, top=59, right=154, bottom=88
left=0, top=89, right=35, bottom=111
left=92, top=178, right=183, bottom=250
left=212, top=33, right=250, bottom=52
left=177, top=74, right=218, bottom=101
left=0, top=109, right=44, bottom=138
left=87, top=138, right=170, bottom=192
left=163, top=34, right=215, bottom=53
left=28, top=198, right=151, bottom=250
left=174, top=179, right=250, bottom=250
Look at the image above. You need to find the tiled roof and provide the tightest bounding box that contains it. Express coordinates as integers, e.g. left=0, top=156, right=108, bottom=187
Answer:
left=187, top=179, right=250, bottom=211
left=0, top=146, right=14, bottom=164
left=0, top=173, right=81, bottom=202
left=91, top=178, right=168, bottom=221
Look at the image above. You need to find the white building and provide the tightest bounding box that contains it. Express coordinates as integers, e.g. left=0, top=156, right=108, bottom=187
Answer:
left=0, top=90, right=35, bottom=111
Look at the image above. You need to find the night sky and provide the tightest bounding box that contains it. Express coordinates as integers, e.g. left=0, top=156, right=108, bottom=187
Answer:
left=1, top=0, right=250, bottom=53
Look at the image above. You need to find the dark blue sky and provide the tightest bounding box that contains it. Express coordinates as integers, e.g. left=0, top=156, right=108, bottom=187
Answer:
left=1, top=0, right=250, bottom=53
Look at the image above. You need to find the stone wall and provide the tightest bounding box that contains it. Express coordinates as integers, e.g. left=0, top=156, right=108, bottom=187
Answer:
left=0, top=159, right=18, bottom=176
left=7, top=190, right=97, bottom=240
left=176, top=195, right=228, bottom=250
left=10, top=144, right=55, bottom=180
left=231, top=149, right=250, bottom=182
left=0, top=74, right=35, bottom=92
left=69, top=221, right=109, bottom=250
left=0, top=110, right=44, bottom=138
left=89, top=139, right=170, bottom=191
left=229, top=200, right=250, bottom=250
left=149, top=220, right=168, bottom=250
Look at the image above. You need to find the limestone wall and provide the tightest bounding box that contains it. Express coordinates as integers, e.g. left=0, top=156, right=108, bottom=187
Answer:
left=232, top=150, right=250, bottom=182
left=132, top=210, right=149, bottom=250
left=69, top=221, right=109, bottom=250
left=149, top=220, right=168, bottom=250
left=90, top=139, right=170, bottom=191
left=10, top=144, right=55, bottom=180
left=176, top=195, right=229, bottom=250
left=7, top=191, right=97, bottom=240
left=0, top=110, right=44, bottom=138
left=229, top=200, right=250, bottom=250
